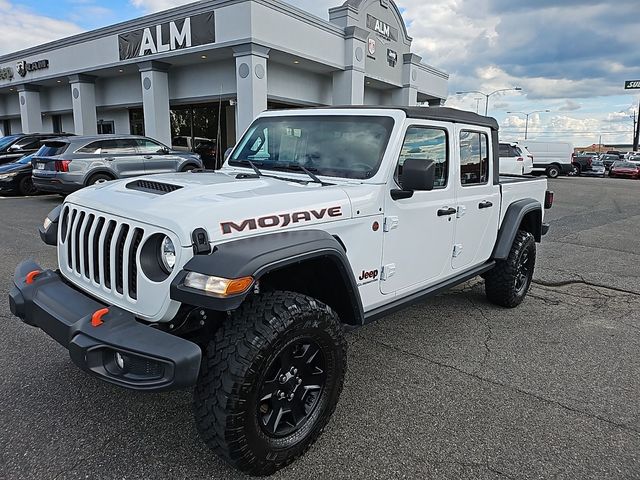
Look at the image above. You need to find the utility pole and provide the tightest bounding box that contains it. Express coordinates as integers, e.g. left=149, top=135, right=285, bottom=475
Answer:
left=634, top=99, right=640, bottom=151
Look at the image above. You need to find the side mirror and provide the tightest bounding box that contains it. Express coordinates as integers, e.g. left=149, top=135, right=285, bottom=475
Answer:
left=8, top=145, right=21, bottom=152
left=224, top=148, right=233, bottom=161
left=391, top=159, right=435, bottom=200
left=400, top=158, right=435, bottom=191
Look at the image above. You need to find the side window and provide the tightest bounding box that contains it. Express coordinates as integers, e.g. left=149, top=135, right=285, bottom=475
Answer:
left=172, top=137, right=187, bottom=148
left=15, top=137, right=41, bottom=150
left=397, top=127, right=448, bottom=188
left=460, top=131, right=490, bottom=186
left=498, top=144, right=510, bottom=157
left=101, top=139, right=137, bottom=155
left=136, top=138, right=164, bottom=154
left=77, top=141, right=104, bottom=154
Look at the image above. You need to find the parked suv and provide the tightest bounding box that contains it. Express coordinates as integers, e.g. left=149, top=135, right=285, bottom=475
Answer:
left=498, top=142, right=534, bottom=175
left=32, top=135, right=202, bottom=194
left=0, top=133, right=73, bottom=165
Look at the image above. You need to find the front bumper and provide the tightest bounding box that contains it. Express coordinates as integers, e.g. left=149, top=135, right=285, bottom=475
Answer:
left=9, top=260, right=201, bottom=392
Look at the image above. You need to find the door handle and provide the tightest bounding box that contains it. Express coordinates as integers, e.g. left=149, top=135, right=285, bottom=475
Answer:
left=437, top=207, right=457, bottom=216
left=143, top=155, right=153, bottom=160
left=479, top=201, right=493, bottom=209
left=104, top=157, right=115, bottom=161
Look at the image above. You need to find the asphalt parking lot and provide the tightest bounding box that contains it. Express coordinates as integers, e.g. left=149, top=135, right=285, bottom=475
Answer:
left=1, top=176, right=639, bottom=479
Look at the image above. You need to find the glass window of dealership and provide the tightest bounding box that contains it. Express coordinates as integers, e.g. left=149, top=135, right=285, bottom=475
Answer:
left=0, top=0, right=448, bottom=168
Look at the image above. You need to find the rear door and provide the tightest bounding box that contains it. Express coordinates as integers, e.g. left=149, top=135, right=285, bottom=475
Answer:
left=136, top=138, right=177, bottom=174
left=452, top=127, right=501, bottom=270
left=101, top=138, right=146, bottom=177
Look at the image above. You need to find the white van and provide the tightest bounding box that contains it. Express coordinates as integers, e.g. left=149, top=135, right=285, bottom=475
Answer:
left=499, top=142, right=534, bottom=175
left=519, top=140, right=574, bottom=178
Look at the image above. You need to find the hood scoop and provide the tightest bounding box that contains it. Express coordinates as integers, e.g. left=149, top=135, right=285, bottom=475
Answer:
left=126, top=179, right=183, bottom=195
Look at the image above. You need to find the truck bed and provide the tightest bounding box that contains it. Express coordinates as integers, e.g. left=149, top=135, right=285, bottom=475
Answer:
left=499, top=175, right=548, bottom=224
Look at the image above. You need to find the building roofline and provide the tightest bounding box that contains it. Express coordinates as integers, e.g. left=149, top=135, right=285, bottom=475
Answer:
left=0, top=0, right=345, bottom=63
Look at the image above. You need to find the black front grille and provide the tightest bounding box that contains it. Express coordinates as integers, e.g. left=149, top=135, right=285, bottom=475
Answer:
left=126, top=180, right=183, bottom=195
left=61, top=208, right=145, bottom=300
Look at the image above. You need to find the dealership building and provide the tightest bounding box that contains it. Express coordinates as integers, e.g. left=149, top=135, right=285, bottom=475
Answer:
left=0, top=0, right=448, bottom=157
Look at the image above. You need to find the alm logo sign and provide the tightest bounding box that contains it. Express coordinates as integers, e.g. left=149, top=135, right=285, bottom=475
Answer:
left=118, top=12, right=215, bottom=61
left=625, top=80, right=640, bottom=90
left=366, top=14, right=398, bottom=42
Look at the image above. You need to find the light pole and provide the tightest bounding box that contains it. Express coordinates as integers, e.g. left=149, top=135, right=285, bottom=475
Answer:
left=456, top=87, right=522, bottom=115
left=506, top=109, right=550, bottom=140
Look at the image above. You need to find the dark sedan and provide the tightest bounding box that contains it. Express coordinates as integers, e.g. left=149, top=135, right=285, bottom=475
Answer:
left=600, top=154, right=620, bottom=170
left=609, top=161, right=640, bottom=179
left=0, top=154, right=39, bottom=195
left=0, top=133, right=72, bottom=165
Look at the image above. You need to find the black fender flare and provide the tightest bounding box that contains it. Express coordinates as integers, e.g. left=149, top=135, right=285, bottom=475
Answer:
left=492, top=198, right=542, bottom=260
left=84, top=168, right=117, bottom=185
left=170, top=230, right=364, bottom=322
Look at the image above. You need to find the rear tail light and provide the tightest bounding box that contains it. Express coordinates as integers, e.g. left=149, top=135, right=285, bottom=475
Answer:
left=54, top=160, right=71, bottom=172
left=544, top=190, right=554, bottom=209
left=516, top=157, right=523, bottom=162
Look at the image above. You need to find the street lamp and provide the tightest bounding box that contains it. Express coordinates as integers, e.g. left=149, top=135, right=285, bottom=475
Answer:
left=455, top=87, right=522, bottom=116
left=506, top=109, right=550, bottom=140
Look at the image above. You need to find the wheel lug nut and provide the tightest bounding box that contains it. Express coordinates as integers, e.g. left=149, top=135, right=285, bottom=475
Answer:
left=291, top=368, right=298, bottom=375
left=297, top=378, right=302, bottom=384
left=279, top=374, right=287, bottom=383
left=287, top=393, right=294, bottom=401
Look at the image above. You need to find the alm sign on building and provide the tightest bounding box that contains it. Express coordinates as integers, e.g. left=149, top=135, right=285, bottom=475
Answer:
left=118, top=12, right=215, bottom=60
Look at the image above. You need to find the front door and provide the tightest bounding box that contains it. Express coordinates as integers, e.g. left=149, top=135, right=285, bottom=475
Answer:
left=381, top=123, right=456, bottom=294
left=452, top=128, right=501, bottom=270
left=136, top=138, right=177, bottom=174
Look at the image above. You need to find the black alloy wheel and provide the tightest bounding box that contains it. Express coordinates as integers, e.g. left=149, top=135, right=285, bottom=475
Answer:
left=514, top=248, right=532, bottom=296
left=258, top=338, right=327, bottom=437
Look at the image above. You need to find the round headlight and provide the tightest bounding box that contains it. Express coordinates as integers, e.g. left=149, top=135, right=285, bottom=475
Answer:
left=159, top=236, right=176, bottom=273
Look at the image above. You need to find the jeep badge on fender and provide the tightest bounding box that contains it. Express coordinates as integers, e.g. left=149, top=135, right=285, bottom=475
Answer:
left=9, top=106, right=551, bottom=476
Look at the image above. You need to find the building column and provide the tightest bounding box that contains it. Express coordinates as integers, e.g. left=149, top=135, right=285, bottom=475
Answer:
left=17, top=85, right=42, bottom=133
left=69, top=74, right=97, bottom=135
left=138, top=61, right=171, bottom=146
left=332, top=26, right=367, bottom=105
left=390, top=54, right=420, bottom=106
left=233, top=44, right=269, bottom=136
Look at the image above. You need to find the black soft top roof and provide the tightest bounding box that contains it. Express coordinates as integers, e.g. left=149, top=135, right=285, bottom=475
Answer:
left=323, top=106, right=499, bottom=131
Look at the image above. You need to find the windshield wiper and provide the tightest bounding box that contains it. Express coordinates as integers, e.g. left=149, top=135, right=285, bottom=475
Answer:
left=233, top=159, right=263, bottom=177
left=270, top=163, right=331, bottom=186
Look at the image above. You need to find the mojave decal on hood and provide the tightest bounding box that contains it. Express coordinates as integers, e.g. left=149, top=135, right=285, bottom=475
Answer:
left=67, top=171, right=353, bottom=245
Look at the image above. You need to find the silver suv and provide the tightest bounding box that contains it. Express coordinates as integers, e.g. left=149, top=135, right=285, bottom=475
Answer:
left=32, top=135, right=202, bottom=194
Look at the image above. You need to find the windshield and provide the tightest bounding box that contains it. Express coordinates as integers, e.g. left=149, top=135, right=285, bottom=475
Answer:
left=591, top=160, right=604, bottom=166
left=614, top=162, right=636, bottom=168
left=0, top=135, right=19, bottom=151
left=229, top=115, right=395, bottom=179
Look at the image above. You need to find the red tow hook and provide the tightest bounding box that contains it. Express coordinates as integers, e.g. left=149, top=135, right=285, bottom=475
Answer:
left=25, top=270, right=42, bottom=285
left=91, top=308, right=110, bottom=327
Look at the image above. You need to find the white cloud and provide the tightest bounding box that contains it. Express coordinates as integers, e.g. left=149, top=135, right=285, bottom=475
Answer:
left=0, top=1, right=84, bottom=55
left=559, top=100, right=581, bottom=112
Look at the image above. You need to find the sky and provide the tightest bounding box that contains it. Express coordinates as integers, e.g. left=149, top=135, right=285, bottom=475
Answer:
left=1, top=0, right=639, bottom=148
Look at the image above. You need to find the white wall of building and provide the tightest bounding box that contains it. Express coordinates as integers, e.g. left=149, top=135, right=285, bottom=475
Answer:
left=267, top=62, right=332, bottom=106
left=95, top=74, right=142, bottom=108
left=168, top=60, right=236, bottom=103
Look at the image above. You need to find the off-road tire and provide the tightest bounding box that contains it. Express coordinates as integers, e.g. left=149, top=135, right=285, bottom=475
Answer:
left=86, top=173, right=114, bottom=186
left=194, top=291, right=347, bottom=476
left=546, top=165, right=560, bottom=178
left=485, top=230, right=536, bottom=308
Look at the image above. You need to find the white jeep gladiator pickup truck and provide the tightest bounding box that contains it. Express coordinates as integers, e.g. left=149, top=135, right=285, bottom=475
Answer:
left=10, top=107, right=552, bottom=475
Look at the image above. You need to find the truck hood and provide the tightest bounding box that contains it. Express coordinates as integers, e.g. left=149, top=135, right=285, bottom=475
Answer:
left=66, top=171, right=353, bottom=246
